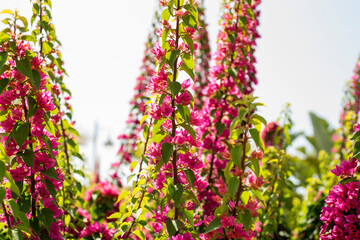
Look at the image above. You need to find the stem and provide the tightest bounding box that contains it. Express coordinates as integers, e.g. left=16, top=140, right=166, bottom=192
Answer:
left=136, top=118, right=153, bottom=183
left=124, top=189, right=146, bottom=239
left=171, top=0, right=181, bottom=220
left=22, top=98, right=37, bottom=220
left=60, top=119, right=71, bottom=175
left=2, top=201, right=12, bottom=230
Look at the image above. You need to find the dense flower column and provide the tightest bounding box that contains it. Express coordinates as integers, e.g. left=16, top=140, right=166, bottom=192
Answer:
left=333, top=58, right=360, bottom=161
left=0, top=10, right=65, bottom=239
left=114, top=0, right=208, bottom=239
left=194, top=0, right=264, bottom=238
left=192, top=0, right=211, bottom=110
left=113, top=8, right=162, bottom=184
left=319, top=123, right=360, bottom=239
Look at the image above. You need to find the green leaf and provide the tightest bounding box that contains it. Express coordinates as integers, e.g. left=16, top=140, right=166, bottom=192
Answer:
left=44, top=179, right=57, bottom=200
left=154, top=159, right=164, bottom=173
left=167, top=50, right=180, bottom=67
left=185, top=189, right=202, bottom=208
left=183, top=4, right=198, bottom=30
left=184, top=209, right=194, bottom=228
left=231, top=145, right=242, bottom=167
left=339, top=177, right=357, bottom=185
left=181, top=52, right=194, bottom=77
left=153, top=131, right=167, bottom=143
left=168, top=0, right=174, bottom=16
left=249, top=128, right=265, bottom=152
left=21, top=149, right=34, bottom=168
left=161, top=8, right=170, bottom=21
left=42, top=42, right=52, bottom=55
left=184, top=169, right=195, bottom=187
left=251, top=189, right=265, bottom=205
left=0, top=186, right=6, bottom=203
left=239, top=209, right=252, bottom=230
left=181, top=123, right=197, bottom=142
left=324, top=222, right=335, bottom=234
left=8, top=199, right=20, bottom=221
left=161, top=143, right=173, bottom=165
left=132, top=208, right=142, bottom=220
left=204, top=217, right=221, bottom=234
left=0, top=52, right=8, bottom=70
left=42, top=134, right=53, bottom=153
left=215, top=122, right=226, bottom=135
left=18, top=211, right=29, bottom=227
left=0, top=161, right=5, bottom=181
left=11, top=229, right=23, bottom=240
left=166, top=218, right=182, bottom=238
left=133, top=229, right=146, bottom=240
left=228, top=176, right=240, bottom=200
left=351, top=131, right=360, bottom=140
left=353, top=141, right=360, bottom=159
left=39, top=208, right=55, bottom=233
left=0, top=32, right=10, bottom=44
left=168, top=80, right=181, bottom=99
left=12, top=122, right=29, bottom=147
left=31, top=70, right=41, bottom=90
left=16, top=59, right=33, bottom=81
left=178, top=104, right=190, bottom=123
left=183, top=35, right=194, bottom=54
left=162, top=28, right=170, bottom=46
left=169, top=183, right=183, bottom=208
left=27, top=96, right=37, bottom=118
left=41, top=167, right=60, bottom=181
left=250, top=158, right=260, bottom=177
left=309, top=112, right=334, bottom=154
left=0, top=78, right=9, bottom=95
left=5, top=172, right=21, bottom=197
left=152, top=118, right=165, bottom=136
left=238, top=107, right=247, bottom=120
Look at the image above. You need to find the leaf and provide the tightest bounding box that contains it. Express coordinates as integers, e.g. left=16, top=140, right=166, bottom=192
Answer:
left=167, top=50, right=180, bottom=67
left=27, top=96, right=37, bottom=119
left=0, top=52, right=8, bottom=70
left=8, top=199, right=20, bottom=221
left=169, top=183, right=183, bottom=208
left=133, top=230, right=145, bottom=240
left=184, top=209, right=194, bottom=228
left=5, top=172, right=21, bottom=197
left=353, top=141, right=360, bottom=159
left=0, top=32, right=10, bottom=45
left=324, top=221, right=335, bottom=234
left=182, top=5, right=198, bottom=30
left=0, top=161, right=5, bottom=181
left=0, top=186, right=5, bottom=203
left=229, top=176, right=240, bottom=200
left=12, top=122, right=29, bottom=147
left=44, top=179, right=57, bottom=200
left=16, top=59, right=33, bottom=81
left=42, top=42, right=52, bottom=55
left=177, top=105, right=190, bottom=123
left=250, top=158, right=260, bottom=177
left=108, top=212, right=122, bottom=219
left=166, top=218, right=182, bottom=238
left=31, top=70, right=41, bottom=90
left=41, top=167, right=60, bottom=181
left=231, top=145, right=242, bottom=167
left=181, top=52, right=194, bottom=79
left=18, top=211, right=29, bottom=227
left=11, top=229, right=23, bottom=240
left=152, top=118, right=165, bottom=136
left=21, top=149, right=34, bottom=168
left=168, top=80, right=181, bottom=99
left=185, top=189, right=202, bottom=209
left=154, top=159, right=165, bottom=173
left=183, top=35, right=194, bottom=54
left=309, top=112, right=334, bottom=154
left=249, top=128, right=265, bottom=152
left=215, top=122, right=226, bottom=135
left=350, top=131, right=360, bottom=140
left=153, top=131, right=167, bottom=143
left=238, top=107, right=247, bottom=121
left=204, top=217, right=221, bottom=234
left=0, top=9, right=14, bottom=15
left=339, top=177, right=357, bottom=185
left=181, top=123, right=197, bottom=142
left=161, top=143, right=173, bottom=165
left=38, top=208, right=55, bottom=233
left=0, top=78, right=9, bottom=95
left=239, top=209, right=252, bottom=230
left=184, top=169, right=195, bottom=187
left=161, top=8, right=170, bottom=21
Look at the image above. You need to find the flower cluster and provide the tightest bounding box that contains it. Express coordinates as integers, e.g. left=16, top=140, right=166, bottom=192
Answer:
left=320, top=157, right=360, bottom=239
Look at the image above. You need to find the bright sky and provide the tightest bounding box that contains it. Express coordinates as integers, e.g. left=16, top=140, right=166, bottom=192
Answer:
left=1, top=0, right=360, bottom=180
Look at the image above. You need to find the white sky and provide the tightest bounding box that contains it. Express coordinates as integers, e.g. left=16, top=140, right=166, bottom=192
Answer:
left=1, top=0, right=360, bottom=180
